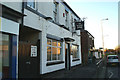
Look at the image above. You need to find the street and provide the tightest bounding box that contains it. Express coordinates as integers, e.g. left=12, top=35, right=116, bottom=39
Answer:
left=106, top=65, right=119, bottom=79
left=41, top=54, right=120, bottom=79
left=105, top=54, right=120, bottom=79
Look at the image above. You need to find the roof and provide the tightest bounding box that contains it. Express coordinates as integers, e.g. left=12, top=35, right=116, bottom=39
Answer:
left=81, top=30, right=94, bottom=38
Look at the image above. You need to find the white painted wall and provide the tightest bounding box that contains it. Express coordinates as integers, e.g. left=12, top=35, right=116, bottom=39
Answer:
left=24, top=9, right=43, bottom=31
left=1, top=2, right=22, bottom=13
left=40, top=20, right=81, bottom=74
left=38, top=2, right=53, bottom=18
left=23, top=6, right=82, bottom=74
left=58, top=3, right=65, bottom=25
left=1, top=17, right=19, bottom=35
left=71, top=34, right=81, bottom=67
left=1, top=1, right=82, bottom=75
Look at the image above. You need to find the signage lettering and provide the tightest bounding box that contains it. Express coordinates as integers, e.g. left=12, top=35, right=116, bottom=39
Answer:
left=31, top=45, right=37, bottom=57
left=75, top=21, right=84, bottom=30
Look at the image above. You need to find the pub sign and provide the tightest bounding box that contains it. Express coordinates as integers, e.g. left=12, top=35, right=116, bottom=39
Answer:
left=75, top=21, right=84, bottom=30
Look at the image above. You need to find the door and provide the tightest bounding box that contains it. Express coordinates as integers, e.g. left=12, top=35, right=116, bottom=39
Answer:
left=65, top=43, right=71, bottom=70
left=18, top=41, right=40, bottom=78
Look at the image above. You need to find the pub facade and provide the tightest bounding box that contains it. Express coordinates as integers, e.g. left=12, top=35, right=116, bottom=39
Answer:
left=0, top=0, right=83, bottom=78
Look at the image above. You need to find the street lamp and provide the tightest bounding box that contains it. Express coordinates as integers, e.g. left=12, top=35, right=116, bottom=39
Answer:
left=101, top=18, right=108, bottom=57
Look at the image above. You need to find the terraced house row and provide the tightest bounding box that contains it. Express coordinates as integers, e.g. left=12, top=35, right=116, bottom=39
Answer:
left=0, top=0, right=84, bottom=79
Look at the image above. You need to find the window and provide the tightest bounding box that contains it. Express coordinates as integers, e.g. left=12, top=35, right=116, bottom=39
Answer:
left=71, top=45, right=79, bottom=59
left=0, top=34, right=10, bottom=78
left=53, top=1, right=58, bottom=22
left=71, top=15, right=73, bottom=28
left=65, top=10, right=68, bottom=27
left=27, top=0, right=36, bottom=9
left=47, top=39, right=62, bottom=61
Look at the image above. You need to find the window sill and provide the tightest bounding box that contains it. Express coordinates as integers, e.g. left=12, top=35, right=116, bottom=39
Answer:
left=59, top=25, right=69, bottom=31
left=46, top=61, right=64, bottom=66
left=72, top=58, right=80, bottom=62
left=27, top=5, right=36, bottom=10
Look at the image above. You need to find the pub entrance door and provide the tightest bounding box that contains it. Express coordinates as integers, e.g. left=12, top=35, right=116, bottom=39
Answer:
left=18, top=41, right=40, bottom=78
left=65, top=43, right=71, bottom=70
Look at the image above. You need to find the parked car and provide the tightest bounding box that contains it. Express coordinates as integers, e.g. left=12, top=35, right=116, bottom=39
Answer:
left=107, top=55, right=119, bottom=66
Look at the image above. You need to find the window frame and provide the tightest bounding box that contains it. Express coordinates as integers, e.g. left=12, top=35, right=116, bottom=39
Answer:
left=53, top=1, right=58, bottom=23
left=71, top=44, right=79, bottom=60
left=27, top=0, right=36, bottom=10
left=71, top=15, right=73, bottom=28
left=65, top=10, right=68, bottom=27
left=47, top=39, right=62, bottom=62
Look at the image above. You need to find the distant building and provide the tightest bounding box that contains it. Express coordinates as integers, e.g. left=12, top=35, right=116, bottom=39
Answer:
left=105, top=49, right=116, bottom=55
left=92, top=49, right=102, bottom=59
left=81, top=30, right=94, bottom=65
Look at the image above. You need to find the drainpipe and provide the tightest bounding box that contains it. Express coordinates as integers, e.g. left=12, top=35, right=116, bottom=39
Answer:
left=19, top=1, right=25, bottom=39
left=21, top=1, right=24, bottom=26
left=17, top=1, right=25, bottom=78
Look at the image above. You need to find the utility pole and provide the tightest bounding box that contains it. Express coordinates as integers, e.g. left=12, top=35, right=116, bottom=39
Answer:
left=101, top=18, right=108, bottom=57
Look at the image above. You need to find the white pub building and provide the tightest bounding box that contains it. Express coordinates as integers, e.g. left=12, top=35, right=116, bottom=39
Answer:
left=0, top=0, right=83, bottom=78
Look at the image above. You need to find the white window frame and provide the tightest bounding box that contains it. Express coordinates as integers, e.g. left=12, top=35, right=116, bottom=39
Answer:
left=65, top=10, right=68, bottom=27
left=71, top=15, right=73, bottom=28
left=53, top=1, right=58, bottom=22
left=27, top=0, right=36, bottom=10
left=71, top=45, right=79, bottom=59
left=47, top=39, right=62, bottom=62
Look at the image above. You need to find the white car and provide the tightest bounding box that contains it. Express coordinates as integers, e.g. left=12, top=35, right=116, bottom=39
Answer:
left=107, top=55, right=119, bottom=66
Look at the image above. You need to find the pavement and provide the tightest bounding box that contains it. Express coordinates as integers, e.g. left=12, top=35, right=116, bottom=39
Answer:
left=41, top=59, right=102, bottom=79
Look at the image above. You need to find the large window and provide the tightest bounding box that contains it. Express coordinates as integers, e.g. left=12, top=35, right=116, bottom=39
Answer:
left=53, top=1, right=58, bottom=23
left=0, top=34, right=10, bottom=79
left=27, top=0, right=36, bottom=9
left=47, top=39, right=62, bottom=61
left=71, top=45, right=79, bottom=59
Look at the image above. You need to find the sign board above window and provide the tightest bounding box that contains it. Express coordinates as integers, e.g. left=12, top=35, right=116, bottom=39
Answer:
left=75, top=21, right=84, bottom=30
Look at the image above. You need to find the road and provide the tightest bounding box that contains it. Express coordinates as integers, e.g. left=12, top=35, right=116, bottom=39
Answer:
left=106, top=65, right=119, bottom=78
left=105, top=54, right=120, bottom=79
left=41, top=54, right=120, bottom=79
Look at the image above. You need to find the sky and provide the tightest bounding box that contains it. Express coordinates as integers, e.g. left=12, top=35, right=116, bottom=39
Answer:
left=65, top=0, right=118, bottom=49
left=0, top=0, right=118, bottom=49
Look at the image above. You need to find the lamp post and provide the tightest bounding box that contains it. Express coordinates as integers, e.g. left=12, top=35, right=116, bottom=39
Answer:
left=101, top=18, right=108, bottom=57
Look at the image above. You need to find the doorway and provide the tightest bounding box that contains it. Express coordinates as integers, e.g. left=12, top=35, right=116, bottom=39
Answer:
left=18, top=26, right=40, bottom=78
left=18, top=41, right=40, bottom=78
left=65, top=43, right=71, bottom=70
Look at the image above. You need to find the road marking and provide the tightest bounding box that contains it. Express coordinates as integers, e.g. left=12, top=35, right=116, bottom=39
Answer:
left=96, top=59, right=102, bottom=66
left=109, top=72, right=113, bottom=78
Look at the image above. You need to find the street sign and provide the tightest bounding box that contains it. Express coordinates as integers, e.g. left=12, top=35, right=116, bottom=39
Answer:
left=75, top=21, right=84, bottom=30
